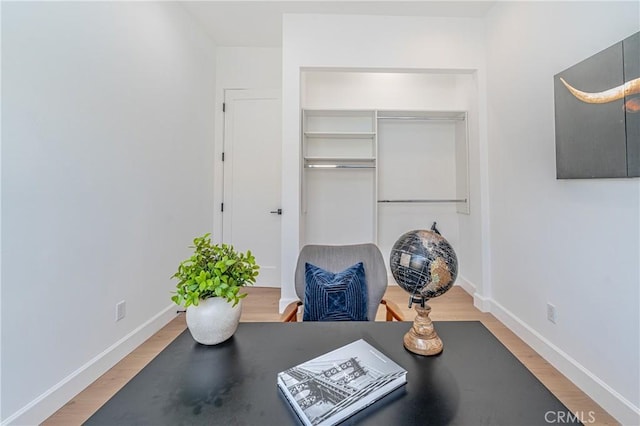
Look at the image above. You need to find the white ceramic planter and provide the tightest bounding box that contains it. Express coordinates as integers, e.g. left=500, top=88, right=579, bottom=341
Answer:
left=185, top=297, right=242, bottom=345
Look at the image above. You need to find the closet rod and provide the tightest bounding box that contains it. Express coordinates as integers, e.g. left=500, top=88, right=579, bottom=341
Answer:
left=305, top=164, right=375, bottom=169
left=377, top=116, right=464, bottom=121
left=378, top=199, right=467, bottom=203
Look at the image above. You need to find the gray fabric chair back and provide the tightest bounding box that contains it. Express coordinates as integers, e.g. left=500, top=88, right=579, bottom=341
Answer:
left=294, top=243, right=388, bottom=321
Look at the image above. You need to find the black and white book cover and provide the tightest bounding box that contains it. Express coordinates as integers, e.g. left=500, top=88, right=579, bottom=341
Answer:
left=277, top=339, right=407, bottom=426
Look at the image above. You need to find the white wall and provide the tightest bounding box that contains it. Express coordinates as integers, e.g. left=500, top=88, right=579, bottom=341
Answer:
left=457, top=72, right=487, bottom=304
left=303, top=71, right=473, bottom=110
left=213, top=47, right=282, bottom=242
left=282, top=14, right=489, bottom=311
left=485, top=2, right=639, bottom=423
left=284, top=7, right=639, bottom=423
left=216, top=47, right=282, bottom=90
left=1, top=2, right=216, bottom=424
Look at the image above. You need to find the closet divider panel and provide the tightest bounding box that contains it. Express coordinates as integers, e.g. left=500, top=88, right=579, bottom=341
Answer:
left=455, top=117, right=470, bottom=214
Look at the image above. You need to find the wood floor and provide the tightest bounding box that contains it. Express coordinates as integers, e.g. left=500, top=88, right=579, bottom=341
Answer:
left=43, top=286, right=618, bottom=425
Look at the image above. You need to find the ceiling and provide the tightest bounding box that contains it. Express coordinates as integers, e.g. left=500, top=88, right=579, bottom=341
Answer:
left=181, top=1, right=496, bottom=47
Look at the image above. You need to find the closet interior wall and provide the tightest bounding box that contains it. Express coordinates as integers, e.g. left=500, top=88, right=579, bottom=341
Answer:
left=301, top=71, right=472, bottom=282
left=376, top=111, right=468, bottom=265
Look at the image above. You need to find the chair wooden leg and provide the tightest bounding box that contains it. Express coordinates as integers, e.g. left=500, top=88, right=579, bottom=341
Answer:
left=281, top=301, right=302, bottom=322
left=381, top=299, right=404, bottom=321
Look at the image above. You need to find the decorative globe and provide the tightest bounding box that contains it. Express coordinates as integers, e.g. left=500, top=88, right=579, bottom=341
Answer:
left=390, top=229, right=458, bottom=299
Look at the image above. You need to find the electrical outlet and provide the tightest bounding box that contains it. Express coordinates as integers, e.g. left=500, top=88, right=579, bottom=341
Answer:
left=116, top=300, right=126, bottom=321
left=547, top=303, right=557, bottom=324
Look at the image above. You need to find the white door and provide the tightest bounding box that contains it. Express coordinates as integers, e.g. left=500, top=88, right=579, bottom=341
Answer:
left=222, top=89, right=281, bottom=287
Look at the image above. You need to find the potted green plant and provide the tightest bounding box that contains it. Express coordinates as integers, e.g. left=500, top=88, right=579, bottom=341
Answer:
left=172, top=233, right=259, bottom=345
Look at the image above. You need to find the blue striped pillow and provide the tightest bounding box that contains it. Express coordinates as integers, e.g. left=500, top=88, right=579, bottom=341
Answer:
left=303, top=262, right=368, bottom=321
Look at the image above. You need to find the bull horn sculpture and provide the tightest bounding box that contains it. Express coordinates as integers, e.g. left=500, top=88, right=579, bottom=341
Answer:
left=560, top=77, right=640, bottom=104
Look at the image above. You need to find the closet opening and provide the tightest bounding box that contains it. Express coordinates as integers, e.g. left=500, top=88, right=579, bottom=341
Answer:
left=300, top=69, right=476, bottom=283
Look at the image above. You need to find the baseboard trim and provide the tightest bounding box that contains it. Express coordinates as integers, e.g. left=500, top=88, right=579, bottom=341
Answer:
left=455, top=275, right=476, bottom=295
left=251, top=283, right=282, bottom=288
left=489, top=298, right=640, bottom=425
left=473, top=292, right=492, bottom=313
left=2, top=304, right=178, bottom=426
left=455, top=275, right=491, bottom=312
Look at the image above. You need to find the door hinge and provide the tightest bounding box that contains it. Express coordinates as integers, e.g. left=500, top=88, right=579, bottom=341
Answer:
left=222, top=102, right=226, bottom=112
left=221, top=203, right=224, bottom=212
left=222, top=152, right=225, bottom=162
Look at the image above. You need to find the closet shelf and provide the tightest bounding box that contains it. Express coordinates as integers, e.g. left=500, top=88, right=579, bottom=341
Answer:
left=304, top=157, right=375, bottom=162
left=304, top=157, right=376, bottom=169
left=378, top=199, right=467, bottom=203
left=304, top=132, right=375, bottom=139
left=303, top=109, right=374, bottom=117
left=377, top=116, right=465, bottom=121
left=305, top=164, right=375, bottom=169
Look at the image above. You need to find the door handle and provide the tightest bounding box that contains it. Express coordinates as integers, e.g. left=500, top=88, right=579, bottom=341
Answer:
left=270, top=208, right=282, bottom=215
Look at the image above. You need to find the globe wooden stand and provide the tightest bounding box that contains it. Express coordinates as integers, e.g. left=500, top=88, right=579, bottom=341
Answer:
left=403, top=304, right=443, bottom=356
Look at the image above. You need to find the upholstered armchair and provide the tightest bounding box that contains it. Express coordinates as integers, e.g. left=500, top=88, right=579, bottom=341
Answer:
left=282, top=243, right=403, bottom=322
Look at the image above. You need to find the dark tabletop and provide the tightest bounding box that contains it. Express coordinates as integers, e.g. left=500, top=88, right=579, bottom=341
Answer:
left=85, top=321, right=579, bottom=426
